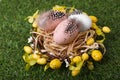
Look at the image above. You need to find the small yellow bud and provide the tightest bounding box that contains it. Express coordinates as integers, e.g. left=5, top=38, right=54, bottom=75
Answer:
left=32, top=21, right=38, bottom=28
left=37, top=58, right=47, bottom=65
left=87, top=64, right=94, bottom=70
left=102, top=26, right=111, bottom=33
left=31, top=54, right=40, bottom=60
left=86, top=38, right=94, bottom=45
left=72, top=56, right=82, bottom=63
left=71, top=70, right=80, bottom=76
left=50, top=59, right=62, bottom=69
left=82, top=53, right=89, bottom=61
left=24, top=46, right=32, bottom=54
left=89, top=16, right=98, bottom=23
left=91, top=50, right=103, bottom=61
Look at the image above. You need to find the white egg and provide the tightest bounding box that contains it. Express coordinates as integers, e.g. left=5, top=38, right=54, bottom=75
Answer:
left=68, top=13, right=92, bottom=31
left=53, top=19, right=80, bottom=44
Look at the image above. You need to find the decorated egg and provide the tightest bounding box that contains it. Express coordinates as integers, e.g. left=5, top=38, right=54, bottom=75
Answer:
left=36, top=10, right=67, bottom=32
left=68, top=13, right=92, bottom=32
left=53, top=19, right=80, bottom=44
left=53, top=11, right=92, bottom=45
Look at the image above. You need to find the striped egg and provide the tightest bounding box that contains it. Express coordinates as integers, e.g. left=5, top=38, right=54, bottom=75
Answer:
left=36, top=10, right=67, bottom=32
left=53, top=19, right=80, bottom=44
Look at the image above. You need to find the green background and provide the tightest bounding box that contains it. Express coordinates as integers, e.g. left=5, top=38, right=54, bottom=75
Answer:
left=0, top=0, right=120, bottom=80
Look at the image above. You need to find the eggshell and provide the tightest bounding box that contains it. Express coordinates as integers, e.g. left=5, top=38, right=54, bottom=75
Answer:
left=53, top=19, right=80, bottom=44
left=37, top=11, right=67, bottom=32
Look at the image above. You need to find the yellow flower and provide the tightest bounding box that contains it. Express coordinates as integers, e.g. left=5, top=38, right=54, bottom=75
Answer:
left=25, top=10, right=39, bottom=23
left=86, top=38, right=94, bottom=45
left=102, top=26, right=111, bottom=33
left=72, top=56, right=82, bottom=63
left=82, top=53, right=89, bottom=61
left=24, top=46, right=32, bottom=54
left=91, top=50, right=103, bottom=61
left=37, top=58, right=47, bottom=65
left=52, top=5, right=66, bottom=13
left=31, top=54, right=40, bottom=60
left=50, top=59, right=62, bottom=69
left=89, top=16, right=98, bottom=23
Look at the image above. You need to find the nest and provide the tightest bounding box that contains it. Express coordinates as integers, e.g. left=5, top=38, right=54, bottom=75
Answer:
left=22, top=6, right=111, bottom=76
left=30, top=29, right=106, bottom=61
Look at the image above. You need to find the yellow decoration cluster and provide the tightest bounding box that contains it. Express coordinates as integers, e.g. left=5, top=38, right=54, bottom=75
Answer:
left=89, top=16, right=111, bottom=43
left=52, top=5, right=75, bottom=13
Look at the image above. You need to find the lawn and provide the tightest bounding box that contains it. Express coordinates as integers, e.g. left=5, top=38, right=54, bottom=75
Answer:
left=0, top=0, right=120, bottom=80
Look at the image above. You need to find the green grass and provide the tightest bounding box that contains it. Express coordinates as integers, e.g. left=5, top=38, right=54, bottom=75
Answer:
left=0, top=0, right=120, bottom=80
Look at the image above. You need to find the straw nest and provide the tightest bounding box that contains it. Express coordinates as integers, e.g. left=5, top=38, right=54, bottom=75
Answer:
left=31, top=29, right=106, bottom=61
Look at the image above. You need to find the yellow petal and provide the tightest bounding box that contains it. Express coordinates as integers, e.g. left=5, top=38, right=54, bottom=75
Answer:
left=33, top=10, right=39, bottom=18
left=44, top=63, right=50, bottom=71
left=91, top=23, right=99, bottom=29
left=28, top=17, right=34, bottom=23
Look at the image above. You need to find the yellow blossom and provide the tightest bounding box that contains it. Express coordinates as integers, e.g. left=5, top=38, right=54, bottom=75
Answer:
left=91, top=50, right=103, bottom=61
left=52, top=5, right=66, bottom=13
left=102, top=26, right=111, bottom=33
left=89, top=16, right=98, bottom=23
left=86, top=38, right=94, bottom=45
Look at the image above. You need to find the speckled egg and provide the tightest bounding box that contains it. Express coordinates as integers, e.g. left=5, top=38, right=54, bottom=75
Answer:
left=36, top=11, right=67, bottom=32
left=53, top=19, right=80, bottom=44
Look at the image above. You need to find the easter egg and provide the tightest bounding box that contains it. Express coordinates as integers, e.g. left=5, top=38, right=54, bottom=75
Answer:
left=53, top=19, right=80, bottom=44
left=68, top=13, right=92, bottom=32
left=36, top=11, right=67, bottom=32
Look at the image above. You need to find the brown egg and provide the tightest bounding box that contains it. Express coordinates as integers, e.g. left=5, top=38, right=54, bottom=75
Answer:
left=53, top=19, right=80, bottom=44
left=36, top=11, right=67, bottom=32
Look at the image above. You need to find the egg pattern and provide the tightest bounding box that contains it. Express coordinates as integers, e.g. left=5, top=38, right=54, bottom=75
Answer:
left=49, top=11, right=65, bottom=20
left=64, top=22, right=78, bottom=36
left=53, top=19, right=80, bottom=44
